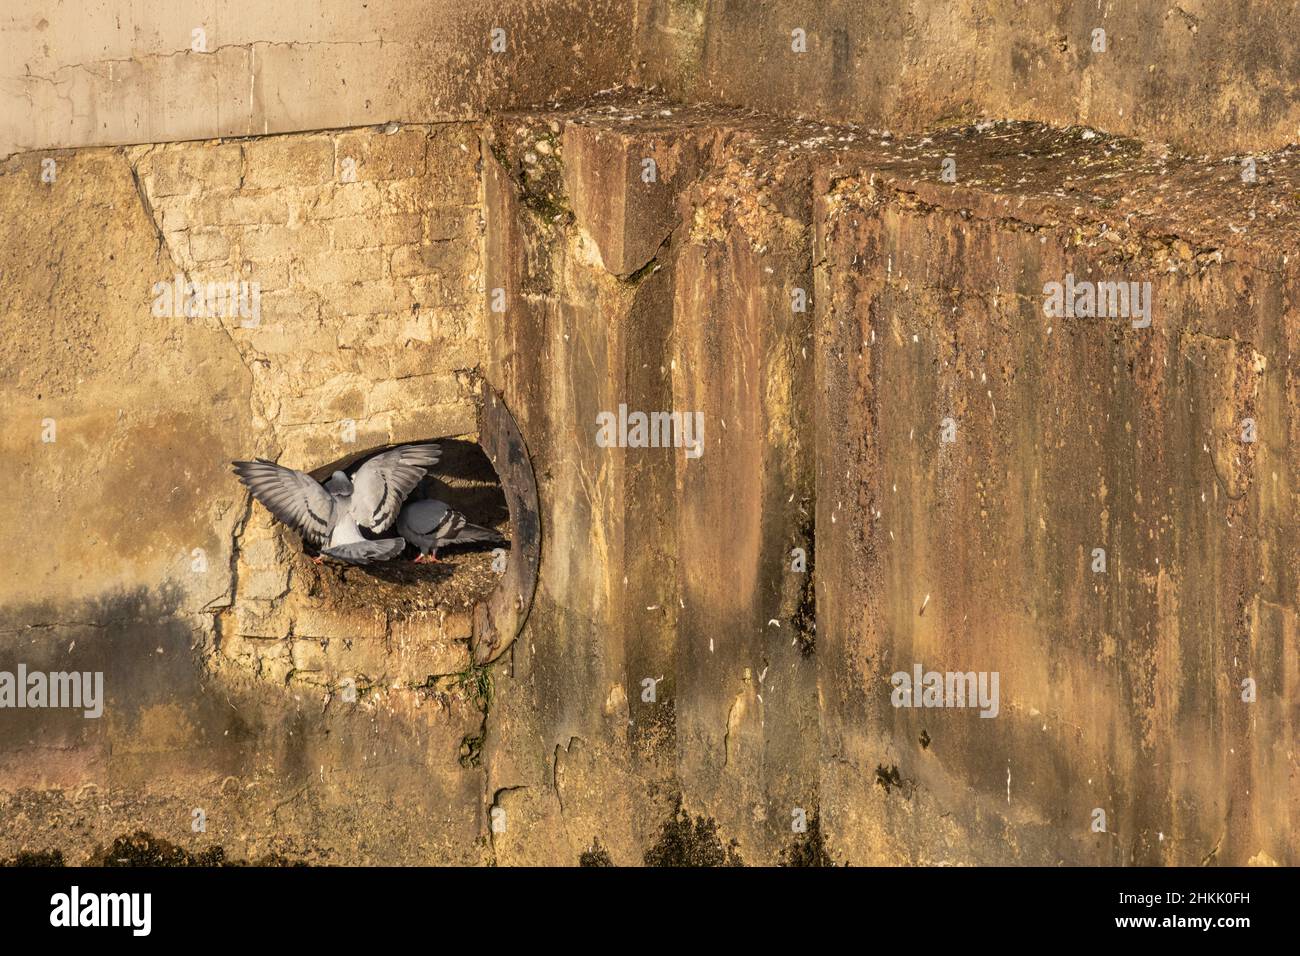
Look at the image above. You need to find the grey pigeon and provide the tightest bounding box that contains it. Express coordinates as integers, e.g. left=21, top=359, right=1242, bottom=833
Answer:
left=335, top=443, right=442, bottom=534
left=396, top=498, right=506, bottom=562
left=231, top=442, right=441, bottom=565
left=320, top=511, right=406, bottom=565
left=230, top=458, right=337, bottom=549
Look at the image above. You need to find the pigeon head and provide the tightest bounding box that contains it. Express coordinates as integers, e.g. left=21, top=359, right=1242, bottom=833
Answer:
left=325, top=470, right=354, bottom=496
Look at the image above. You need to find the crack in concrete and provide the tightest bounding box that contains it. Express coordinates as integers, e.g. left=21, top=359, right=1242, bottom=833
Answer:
left=125, top=146, right=164, bottom=258
left=17, top=38, right=394, bottom=86
left=124, top=150, right=273, bottom=428
left=0, top=621, right=109, bottom=634
left=120, top=146, right=283, bottom=673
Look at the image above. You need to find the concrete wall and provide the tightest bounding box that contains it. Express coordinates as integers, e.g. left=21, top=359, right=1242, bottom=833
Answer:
left=12, top=2, right=1300, bottom=159
left=0, top=0, right=635, bottom=158
left=479, top=101, right=1297, bottom=864
left=634, top=0, right=1300, bottom=152
left=479, top=109, right=823, bottom=862
left=0, top=122, right=493, bottom=864
left=813, top=128, right=1297, bottom=864
left=2, top=2, right=1297, bottom=866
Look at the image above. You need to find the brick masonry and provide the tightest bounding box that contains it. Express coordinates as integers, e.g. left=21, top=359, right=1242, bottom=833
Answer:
left=123, top=124, right=487, bottom=689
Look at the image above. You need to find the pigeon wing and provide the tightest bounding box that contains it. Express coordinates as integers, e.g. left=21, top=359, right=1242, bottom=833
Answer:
left=439, top=511, right=468, bottom=543
left=232, top=459, right=336, bottom=547
left=400, top=499, right=452, bottom=535
left=349, top=443, right=442, bottom=533
left=320, top=537, right=407, bottom=566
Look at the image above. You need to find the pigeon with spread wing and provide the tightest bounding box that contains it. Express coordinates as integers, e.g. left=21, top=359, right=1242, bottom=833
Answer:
left=232, top=443, right=441, bottom=565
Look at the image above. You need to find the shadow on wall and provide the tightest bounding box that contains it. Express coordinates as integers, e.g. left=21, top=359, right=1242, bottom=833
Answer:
left=0, top=583, right=256, bottom=785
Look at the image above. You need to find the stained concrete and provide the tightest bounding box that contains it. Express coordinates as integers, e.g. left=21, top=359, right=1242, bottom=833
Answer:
left=0, top=126, right=494, bottom=864
left=480, top=97, right=1298, bottom=865
left=635, top=0, right=1300, bottom=152
left=2, top=4, right=1298, bottom=867
left=0, top=0, right=635, bottom=158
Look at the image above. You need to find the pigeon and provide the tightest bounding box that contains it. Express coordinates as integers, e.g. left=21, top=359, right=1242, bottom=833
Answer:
left=231, top=442, right=441, bottom=565
left=320, top=511, right=407, bottom=565
left=396, top=498, right=506, bottom=563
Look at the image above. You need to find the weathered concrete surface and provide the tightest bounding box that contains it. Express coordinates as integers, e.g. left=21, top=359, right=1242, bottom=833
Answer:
left=813, top=123, right=1299, bottom=865
left=480, top=112, right=679, bottom=864
left=0, top=125, right=496, bottom=864
left=0, top=147, right=252, bottom=614
left=635, top=0, right=1300, bottom=153
left=3, top=87, right=1298, bottom=865
left=0, top=0, right=635, bottom=158
left=669, top=135, right=820, bottom=859
left=14, top=1, right=1300, bottom=162
left=481, top=98, right=1298, bottom=864
left=482, top=103, right=822, bottom=864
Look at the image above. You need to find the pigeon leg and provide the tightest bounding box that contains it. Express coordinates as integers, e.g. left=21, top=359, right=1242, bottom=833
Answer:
left=313, top=555, right=324, bottom=565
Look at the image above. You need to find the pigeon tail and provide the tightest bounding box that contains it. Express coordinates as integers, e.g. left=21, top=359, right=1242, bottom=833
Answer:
left=454, top=523, right=507, bottom=546
left=321, top=537, right=407, bottom=565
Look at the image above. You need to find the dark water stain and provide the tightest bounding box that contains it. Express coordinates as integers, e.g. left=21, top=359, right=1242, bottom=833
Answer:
left=3, top=832, right=305, bottom=868
left=875, top=763, right=903, bottom=793
left=3, top=832, right=306, bottom=867
left=89, top=831, right=305, bottom=867
left=0, top=583, right=378, bottom=793
left=828, top=27, right=852, bottom=102
left=644, top=795, right=744, bottom=867
left=1, top=849, right=64, bottom=866
left=792, top=515, right=816, bottom=657
left=0, top=584, right=243, bottom=761
left=780, top=809, right=838, bottom=867
left=578, top=838, right=613, bottom=867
